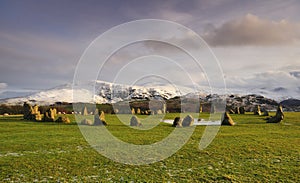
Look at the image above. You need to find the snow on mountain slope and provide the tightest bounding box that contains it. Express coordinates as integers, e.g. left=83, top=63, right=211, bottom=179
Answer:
left=0, top=81, right=195, bottom=105
left=1, top=85, right=107, bottom=105
left=0, top=80, right=299, bottom=105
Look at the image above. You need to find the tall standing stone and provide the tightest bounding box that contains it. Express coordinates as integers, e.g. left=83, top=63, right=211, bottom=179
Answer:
left=254, top=105, right=262, bottom=115
left=82, top=106, right=88, bottom=116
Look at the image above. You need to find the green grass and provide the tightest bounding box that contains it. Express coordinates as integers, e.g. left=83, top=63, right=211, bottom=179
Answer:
left=0, top=113, right=299, bottom=182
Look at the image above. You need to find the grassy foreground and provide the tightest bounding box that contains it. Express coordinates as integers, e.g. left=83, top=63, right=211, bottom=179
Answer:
left=0, top=112, right=299, bottom=182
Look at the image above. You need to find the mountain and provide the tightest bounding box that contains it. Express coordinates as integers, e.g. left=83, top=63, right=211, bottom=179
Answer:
left=280, top=99, right=300, bottom=111
left=0, top=81, right=195, bottom=105
left=0, top=80, right=299, bottom=107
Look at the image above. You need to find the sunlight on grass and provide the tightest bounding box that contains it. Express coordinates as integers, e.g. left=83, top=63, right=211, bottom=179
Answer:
left=0, top=112, right=299, bottom=182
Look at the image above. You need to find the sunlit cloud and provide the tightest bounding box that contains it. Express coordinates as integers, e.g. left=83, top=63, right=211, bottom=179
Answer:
left=203, top=14, right=300, bottom=46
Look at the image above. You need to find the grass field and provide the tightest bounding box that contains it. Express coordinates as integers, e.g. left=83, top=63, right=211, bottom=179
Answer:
left=0, top=112, right=299, bottom=182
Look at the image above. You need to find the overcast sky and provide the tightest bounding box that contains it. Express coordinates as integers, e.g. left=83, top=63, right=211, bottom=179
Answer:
left=0, top=0, right=300, bottom=98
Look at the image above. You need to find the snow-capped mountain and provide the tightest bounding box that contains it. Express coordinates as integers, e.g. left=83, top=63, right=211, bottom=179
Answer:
left=0, top=80, right=299, bottom=105
left=0, top=81, right=196, bottom=105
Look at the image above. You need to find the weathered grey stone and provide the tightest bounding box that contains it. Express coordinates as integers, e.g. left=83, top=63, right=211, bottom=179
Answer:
left=181, top=115, right=194, bottom=127
left=130, top=115, right=142, bottom=126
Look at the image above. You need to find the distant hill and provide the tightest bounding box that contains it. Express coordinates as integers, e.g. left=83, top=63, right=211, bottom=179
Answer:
left=0, top=80, right=299, bottom=111
left=280, top=99, right=300, bottom=111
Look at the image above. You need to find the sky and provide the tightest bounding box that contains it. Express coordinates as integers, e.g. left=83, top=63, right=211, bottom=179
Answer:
left=0, top=0, right=300, bottom=99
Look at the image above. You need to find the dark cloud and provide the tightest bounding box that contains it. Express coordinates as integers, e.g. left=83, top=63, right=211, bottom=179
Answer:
left=203, top=14, right=300, bottom=46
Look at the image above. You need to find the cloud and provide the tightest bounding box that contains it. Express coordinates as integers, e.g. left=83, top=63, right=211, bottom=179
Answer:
left=0, top=31, right=84, bottom=89
left=226, top=70, right=300, bottom=89
left=0, top=83, right=7, bottom=89
left=203, top=14, right=300, bottom=46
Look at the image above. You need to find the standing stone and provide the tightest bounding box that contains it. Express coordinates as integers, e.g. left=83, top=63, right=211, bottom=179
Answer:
left=23, top=102, right=42, bottom=121
left=56, top=116, right=71, bottom=124
left=221, top=112, right=235, bottom=126
left=199, top=104, right=203, bottom=113
left=23, top=102, right=33, bottom=120
left=82, top=106, right=88, bottom=116
left=43, top=108, right=56, bottom=122
left=162, top=103, right=166, bottom=114
left=81, top=118, right=93, bottom=125
left=228, top=108, right=235, bottom=114
left=156, top=109, right=162, bottom=115
left=131, top=108, right=135, bottom=115
left=234, top=107, right=240, bottom=114
left=181, top=115, right=194, bottom=127
left=172, top=117, right=182, bottom=127
left=100, top=111, right=105, bottom=121
left=211, top=105, right=216, bottom=114
left=262, top=110, right=269, bottom=116
left=94, top=109, right=107, bottom=126
left=239, top=107, right=245, bottom=114
left=32, top=105, right=39, bottom=114
left=130, top=115, right=142, bottom=126
left=137, top=108, right=141, bottom=114
left=35, top=113, right=42, bottom=121
left=49, top=108, right=56, bottom=119
left=254, top=105, right=262, bottom=115
left=267, top=105, right=284, bottom=123
left=52, top=108, right=57, bottom=116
